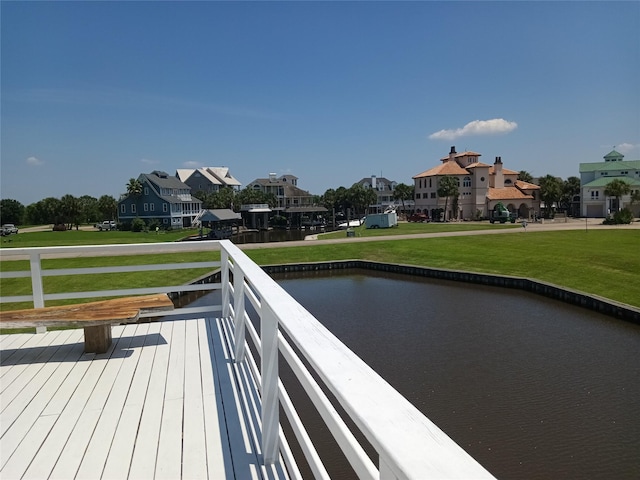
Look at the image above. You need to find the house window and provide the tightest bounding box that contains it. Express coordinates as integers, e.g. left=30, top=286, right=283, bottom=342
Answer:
left=150, top=203, right=155, bottom=211
left=430, top=192, right=436, bottom=198
left=120, top=204, right=125, bottom=213
left=415, top=193, right=421, bottom=199
left=132, top=204, right=136, bottom=213
left=429, top=178, right=432, bottom=188
left=144, top=203, right=148, bottom=212
left=144, top=187, right=149, bottom=195
left=463, top=177, right=471, bottom=187
left=591, top=191, right=599, bottom=198
left=163, top=203, right=168, bottom=212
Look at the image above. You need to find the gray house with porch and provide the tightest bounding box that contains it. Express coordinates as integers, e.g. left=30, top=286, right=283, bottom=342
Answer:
left=118, top=171, right=202, bottom=228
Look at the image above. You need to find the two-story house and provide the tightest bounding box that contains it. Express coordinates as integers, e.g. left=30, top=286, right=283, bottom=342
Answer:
left=354, top=175, right=414, bottom=212
left=580, top=149, right=640, bottom=217
left=176, top=167, right=242, bottom=196
left=118, top=171, right=202, bottom=228
left=246, top=173, right=316, bottom=212
left=413, top=146, right=540, bottom=221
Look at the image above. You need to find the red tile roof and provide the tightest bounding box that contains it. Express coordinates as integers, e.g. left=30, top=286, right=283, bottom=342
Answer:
left=486, top=187, right=534, bottom=200
left=466, top=162, right=492, bottom=169
left=515, top=180, right=540, bottom=190
left=413, top=161, right=469, bottom=178
left=489, top=166, right=519, bottom=175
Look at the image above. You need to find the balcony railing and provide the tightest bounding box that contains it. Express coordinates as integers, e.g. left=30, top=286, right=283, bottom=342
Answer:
left=0, top=240, right=493, bottom=479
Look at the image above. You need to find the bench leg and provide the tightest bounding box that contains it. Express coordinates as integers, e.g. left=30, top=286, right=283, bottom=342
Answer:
left=84, top=325, right=112, bottom=354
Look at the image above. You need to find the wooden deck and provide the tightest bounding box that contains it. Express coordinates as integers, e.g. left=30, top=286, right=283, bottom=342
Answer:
left=0, top=317, right=288, bottom=480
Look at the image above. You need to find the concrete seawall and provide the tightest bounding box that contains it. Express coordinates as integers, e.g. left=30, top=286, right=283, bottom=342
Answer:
left=261, top=260, right=640, bottom=324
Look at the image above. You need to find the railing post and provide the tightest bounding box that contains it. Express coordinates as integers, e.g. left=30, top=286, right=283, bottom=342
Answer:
left=29, top=252, right=45, bottom=308
left=221, top=249, right=230, bottom=317
left=29, top=252, right=46, bottom=333
left=233, top=268, right=246, bottom=362
left=261, top=301, right=279, bottom=464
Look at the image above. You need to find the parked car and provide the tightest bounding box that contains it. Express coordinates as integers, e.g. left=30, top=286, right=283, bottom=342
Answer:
left=1, top=224, right=18, bottom=235
left=407, top=213, right=429, bottom=223
left=95, top=221, right=117, bottom=231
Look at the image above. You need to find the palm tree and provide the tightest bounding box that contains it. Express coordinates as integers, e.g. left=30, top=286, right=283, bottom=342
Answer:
left=97, top=195, right=118, bottom=221
left=126, top=178, right=143, bottom=216
left=518, top=171, right=534, bottom=183
left=393, top=183, right=414, bottom=215
left=604, top=179, right=631, bottom=213
left=60, top=194, right=79, bottom=229
left=437, top=176, right=459, bottom=221
left=538, top=174, right=563, bottom=218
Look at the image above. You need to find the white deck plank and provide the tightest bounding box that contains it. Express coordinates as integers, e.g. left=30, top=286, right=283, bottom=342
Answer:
left=155, top=319, right=186, bottom=479
left=14, top=341, right=92, bottom=480
left=0, top=331, right=33, bottom=357
left=0, top=329, right=71, bottom=395
left=44, top=327, right=134, bottom=480
left=128, top=321, right=173, bottom=479
left=0, top=317, right=288, bottom=480
left=74, top=323, right=148, bottom=479
left=182, top=318, right=208, bottom=479
left=0, top=413, right=58, bottom=479
left=31, top=324, right=139, bottom=480
left=102, top=322, right=159, bottom=479
left=201, top=317, right=233, bottom=480
left=0, top=336, right=88, bottom=470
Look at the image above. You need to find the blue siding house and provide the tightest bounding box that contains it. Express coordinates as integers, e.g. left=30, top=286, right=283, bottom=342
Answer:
left=118, top=171, right=202, bottom=228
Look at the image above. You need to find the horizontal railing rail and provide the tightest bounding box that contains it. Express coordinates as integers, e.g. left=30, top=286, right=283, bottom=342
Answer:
left=0, top=241, right=223, bottom=317
left=1, top=239, right=494, bottom=479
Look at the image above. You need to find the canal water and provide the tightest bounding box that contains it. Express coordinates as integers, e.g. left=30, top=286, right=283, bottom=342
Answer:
left=266, top=269, right=640, bottom=479
left=231, top=228, right=322, bottom=244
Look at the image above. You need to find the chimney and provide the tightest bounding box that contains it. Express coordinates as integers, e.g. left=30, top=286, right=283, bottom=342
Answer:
left=449, top=146, right=457, bottom=161
left=269, top=173, right=277, bottom=183
left=494, top=157, right=504, bottom=189
left=371, top=175, right=377, bottom=190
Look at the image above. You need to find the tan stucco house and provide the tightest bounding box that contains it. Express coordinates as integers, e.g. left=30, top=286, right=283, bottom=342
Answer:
left=412, top=147, right=541, bottom=221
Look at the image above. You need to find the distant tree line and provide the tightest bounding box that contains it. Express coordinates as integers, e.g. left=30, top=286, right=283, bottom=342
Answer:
left=8, top=173, right=624, bottom=228
left=0, top=195, right=118, bottom=228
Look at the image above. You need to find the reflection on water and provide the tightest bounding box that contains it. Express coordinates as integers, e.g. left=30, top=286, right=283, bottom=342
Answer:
left=269, top=269, right=640, bottom=480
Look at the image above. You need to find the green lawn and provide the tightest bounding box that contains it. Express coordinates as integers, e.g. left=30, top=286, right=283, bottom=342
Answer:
left=0, top=227, right=195, bottom=248
left=1, top=227, right=639, bottom=309
left=245, top=230, right=640, bottom=308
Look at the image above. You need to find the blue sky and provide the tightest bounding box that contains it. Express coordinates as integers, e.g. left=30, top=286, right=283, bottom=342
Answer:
left=2, top=1, right=639, bottom=205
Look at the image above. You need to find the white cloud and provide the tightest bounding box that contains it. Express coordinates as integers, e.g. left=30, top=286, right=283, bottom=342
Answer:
left=183, top=161, right=201, bottom=167
left=614, top=143, right=638, bottom=154
left=26, top=156, right=44, bottom=166
left=140, top=158, right=158, bottom=165
left=429, top=118, right=518, bottom=141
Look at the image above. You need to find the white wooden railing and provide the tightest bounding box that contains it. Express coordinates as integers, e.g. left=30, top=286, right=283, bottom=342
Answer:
left=0, top=240, right=494, bottom=479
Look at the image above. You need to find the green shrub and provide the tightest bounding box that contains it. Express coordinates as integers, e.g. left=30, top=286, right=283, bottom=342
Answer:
left=131, top=218, right=146, bottom=232
left=603, top=208, right=633, bottom=225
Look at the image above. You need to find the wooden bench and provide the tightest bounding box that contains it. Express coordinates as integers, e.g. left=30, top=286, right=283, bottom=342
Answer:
left=0, top=294, right=174, bottom=353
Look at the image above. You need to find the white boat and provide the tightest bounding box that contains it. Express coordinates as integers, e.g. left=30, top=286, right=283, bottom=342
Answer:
left=338, top=218, right=365, bottom=229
